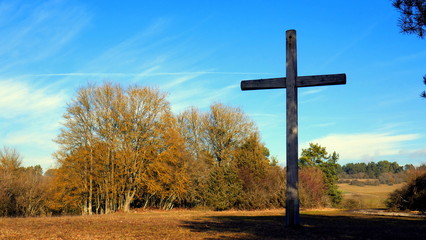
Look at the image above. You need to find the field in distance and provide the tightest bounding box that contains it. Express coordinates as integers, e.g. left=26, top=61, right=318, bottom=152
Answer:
left=338, top=183, right=404, bottom=208
left=1, top=208, right=425, bottom=240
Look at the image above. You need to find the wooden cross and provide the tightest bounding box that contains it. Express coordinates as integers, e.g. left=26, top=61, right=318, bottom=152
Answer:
left=240, top=29, right=346, bottom=226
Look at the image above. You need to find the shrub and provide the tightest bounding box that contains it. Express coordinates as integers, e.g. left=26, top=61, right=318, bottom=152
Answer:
left=350, top=180, right=366, bottom=187
left=236, top=165, right=286, bottom=210
left=387, top=173, right=426, bottom=212
left=206, top=166, right=242, bottom=211
left=299, top=167, right=329, bottom=208
left=341, top=195, right=364, bottom=209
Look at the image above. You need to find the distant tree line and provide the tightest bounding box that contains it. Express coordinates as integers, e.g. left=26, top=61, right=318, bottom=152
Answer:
left=339, top=161, right=404, bottom=177
left=338, top=161, right=412, bottom=185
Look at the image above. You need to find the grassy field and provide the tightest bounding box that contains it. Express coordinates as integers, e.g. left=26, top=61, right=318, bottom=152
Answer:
left=338, top=183, right=404, bottom=208
left=0, top=209, right=425, bottom=239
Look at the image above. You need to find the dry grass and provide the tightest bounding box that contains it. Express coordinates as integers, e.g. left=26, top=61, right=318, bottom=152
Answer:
left=338, top=183, right=404, bottom=198
left=0, top=209, right=425, bottom=239
left=338, top=183, right=404, bottom=209
left=0, top=209, right=281, bottom=240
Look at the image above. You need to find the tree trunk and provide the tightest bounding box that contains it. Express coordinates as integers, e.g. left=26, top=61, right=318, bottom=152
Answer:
left=123, top=190, right=136, bottom=212
left=89, top=148, right=93, bottom=215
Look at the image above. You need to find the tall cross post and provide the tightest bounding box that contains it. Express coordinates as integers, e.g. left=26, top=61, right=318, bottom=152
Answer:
left=241, top=29, right=346, bottom=226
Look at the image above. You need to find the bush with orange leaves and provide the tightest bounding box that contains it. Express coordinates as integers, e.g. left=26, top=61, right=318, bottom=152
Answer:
left=299, top=167, right=329, bottom=208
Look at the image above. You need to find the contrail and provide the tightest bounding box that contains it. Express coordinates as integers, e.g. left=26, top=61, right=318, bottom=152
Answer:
left=27, top=72, right=277, bottom=77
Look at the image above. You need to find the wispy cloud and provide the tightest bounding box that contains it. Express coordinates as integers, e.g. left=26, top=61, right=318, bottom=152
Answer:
left=0, top=0, right=91, bottom=169
left=248, top=113, right=283, bottom=131
left=300, top=88, right=326, bottom=97
left=302, top=132, right=421, bottom=162
left=4, top=130, right=57, bottom=150
left=0, top=1, right=91, bottom=72
left=28, top=71, right=276, bottom=78
left=0, top=78, right=66, bottom=168
left=248, top=113, right=279, bottom=118
left=162, top=73, right=205, bottom=90
left=168, top=82, right=239, bottom=113
left=82, top=18, right=174, bottom=74
left=0, top=79, right=65, bottom=119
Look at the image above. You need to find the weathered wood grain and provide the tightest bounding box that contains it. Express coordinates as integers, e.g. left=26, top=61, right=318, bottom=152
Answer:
left=241, top=74, right=346, bottom=90
left=285, top=29, right=300, bottom=227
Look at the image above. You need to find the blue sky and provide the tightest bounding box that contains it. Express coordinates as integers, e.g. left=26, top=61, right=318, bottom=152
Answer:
left=0, top=0, right=425, bottom=170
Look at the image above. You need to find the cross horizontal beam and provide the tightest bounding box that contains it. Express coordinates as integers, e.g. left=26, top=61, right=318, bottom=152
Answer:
left=241, top=73, right=346, bottom=90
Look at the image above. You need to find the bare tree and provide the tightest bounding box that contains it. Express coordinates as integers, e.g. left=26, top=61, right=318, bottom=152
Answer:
left=54, top=83, right=188, bottom=214
left=0, top=146, right=22, bottom=170
left=177, top=107, right=213, bottom=206
left=0, top=147, right=47, bottom=217
left=204, top=103, right=256, bottom=166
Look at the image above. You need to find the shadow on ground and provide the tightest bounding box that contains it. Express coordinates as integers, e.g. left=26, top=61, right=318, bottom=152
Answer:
left=181, top=212, right=426, bottom=239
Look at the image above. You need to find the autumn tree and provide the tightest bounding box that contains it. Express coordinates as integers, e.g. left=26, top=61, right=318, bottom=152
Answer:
left=299, top=167, right=328, bottom=208
left=299, top=143, right=342, bottom=206
left=15, top=165, right=48, bottom=216
left=136, top=111, right=189, bottom=210
left=44, top=167, right=81, bottom=215
left=0, top=146, right=22, bottom=216
left=233, top=133, right=275, bottom=209
left=206, top=132, right=286, bottom=210
left=178, top=107, right=210, bottom=163
left=178, top=103, right=257, bottom=208
left=54, top=83, right=189, bottom=214
left=204, top=103, right=256, bottom=166
left=177, top=107, right=213, bottom=207
left=234, top=134, right=269, bottom=191
left=0, top=146, right=48, bottom=217
left=178, top=103, right=285, bottom=210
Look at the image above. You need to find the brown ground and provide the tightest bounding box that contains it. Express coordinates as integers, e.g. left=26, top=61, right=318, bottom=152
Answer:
left=0, top=209, right=425, bottom=239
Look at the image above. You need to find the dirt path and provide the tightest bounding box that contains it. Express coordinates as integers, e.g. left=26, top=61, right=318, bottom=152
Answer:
left=352, top=209, right=426, bottom=218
